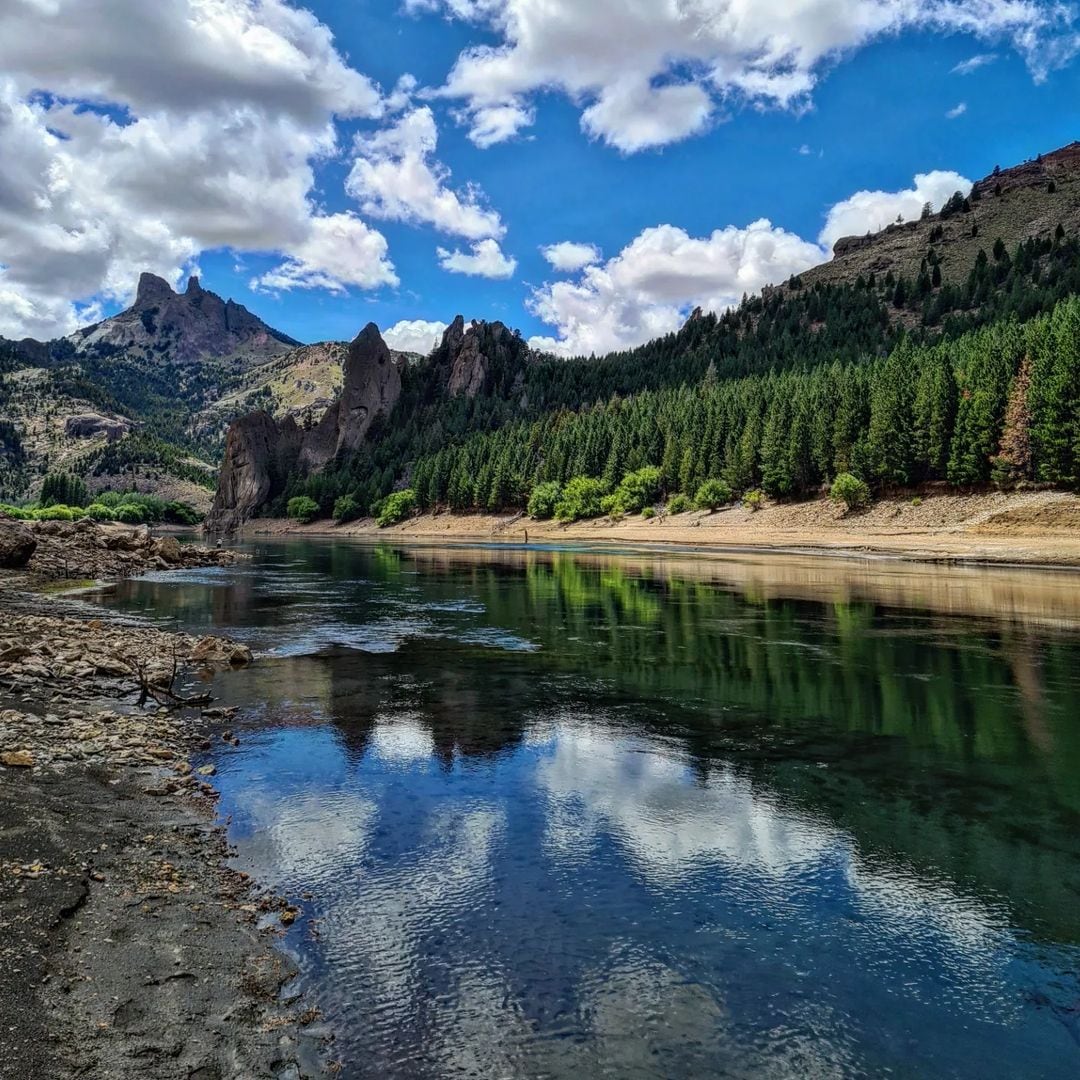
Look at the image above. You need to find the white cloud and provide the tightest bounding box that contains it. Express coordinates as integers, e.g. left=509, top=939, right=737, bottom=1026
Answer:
left=540, top=241, right=602, bottom=272
left=529, top=167, right=977, bottom=355
left=952, top=52, right=998, bottom=74
left=421, top=0, right=1077, bottom=152
left=819, top=170, right=973, bottom=250
left=946, top=101, right=969, bottom=118
left=346, top=107, right=505, bottom=239
left=382, top=318, right=449, bottom=354
left=798, top=144, right=813, bottom=156
left=437, top=238, right=517, bottom=278
left=528, top=220, right=824, bottom=356
left=251, top=213, right=397, bottom=293
left=0, top=0, right=395, bottom=339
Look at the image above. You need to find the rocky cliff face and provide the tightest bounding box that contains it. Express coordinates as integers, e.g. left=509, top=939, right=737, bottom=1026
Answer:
left=207, top=324, right=402, bottom=532
left=299, top=323, right=402, bottom=473
left=433, top=315, right=528, bottom=398
left=69, top=273, right=299, bottom=367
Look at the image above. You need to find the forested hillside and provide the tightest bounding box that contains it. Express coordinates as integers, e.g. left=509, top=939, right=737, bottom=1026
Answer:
left=279, top=229, right=1080, bottom=519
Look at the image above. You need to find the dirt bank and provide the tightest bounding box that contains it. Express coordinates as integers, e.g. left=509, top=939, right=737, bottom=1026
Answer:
left=249, top=489, right=1080, bottom=568
left=0, top=586, right=322, bottom=1078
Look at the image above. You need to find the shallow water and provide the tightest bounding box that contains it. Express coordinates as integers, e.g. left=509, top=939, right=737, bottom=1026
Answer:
left=90, top=540, right=1080, bottom=1078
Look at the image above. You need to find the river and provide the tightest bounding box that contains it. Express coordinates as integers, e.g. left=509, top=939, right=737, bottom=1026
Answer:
left=87, top=539, right=1080, bottom=1079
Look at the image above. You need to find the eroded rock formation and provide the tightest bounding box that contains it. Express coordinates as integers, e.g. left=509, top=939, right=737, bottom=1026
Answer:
left=207, top=324, right=402, bottom=532
left=434, top=315, right=527, bottom=398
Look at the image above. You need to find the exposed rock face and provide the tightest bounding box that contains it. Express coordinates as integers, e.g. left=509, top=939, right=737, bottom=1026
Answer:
left=64, top=413, right=134, bottom=441
left=434, top=315, right=529, bottom=398
left=299, top=323, right=402, bottom=473
left=0, top=517, right=37, bottom=568
left=205, top=412, right=301, bottom=535
left=208, top=324, right=404, bottom=531
left=68, top=273, right=299, bottom=367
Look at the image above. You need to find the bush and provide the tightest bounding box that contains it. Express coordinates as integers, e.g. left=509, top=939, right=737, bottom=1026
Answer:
left=33, top=504, right=76, bottom=521
left=666, top=493, right=692, bottom=515
left=333, top=494, right=361, bottom=523
left=554, top=476, right=608, bottom=522
left=694, top=479, right=733, bottom=511
left=613, top=466, right=661, bottom=513
left=113, top=502, right=147, bottom=524
left=376, top=489, right=417, bottom=527
left=527, top=481, right=562, bottom=520
left=84, top=503, right=113, bottom=521
left=287, top=496, right=320, bottom=524
left=163, top=500, right=202, bottom=526
left=641, top=506, right=656, bottom=520
left=830, top=473, right=871, bottom=512
left=742, top=489, right=764, bottom=511
left=0, top=503, right=32, bottom=520
left=600, top=494, right=625, bottom=522
left=910, top=496, right=923, bottom=507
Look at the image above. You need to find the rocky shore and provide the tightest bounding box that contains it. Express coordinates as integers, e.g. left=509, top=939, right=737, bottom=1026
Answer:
left=0, top=516, right=322, bottom=1079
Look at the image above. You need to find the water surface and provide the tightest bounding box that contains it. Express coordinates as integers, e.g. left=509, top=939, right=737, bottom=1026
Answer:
left=90, top=541, right=1080, bottom=1078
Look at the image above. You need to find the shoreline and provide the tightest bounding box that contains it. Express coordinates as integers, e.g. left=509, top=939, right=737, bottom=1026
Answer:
left=0, top=523, right=323, bottom=1079
left=243, top=489, right=1080, bottom=570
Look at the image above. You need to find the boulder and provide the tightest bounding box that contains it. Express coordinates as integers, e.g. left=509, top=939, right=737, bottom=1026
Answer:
left=0, top=518, right=37, bottom=568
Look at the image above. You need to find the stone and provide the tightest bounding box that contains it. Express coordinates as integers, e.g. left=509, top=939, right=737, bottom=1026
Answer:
left=0, top=517, right=37, bottom=568
left=1, top=750, right=35, bottom=768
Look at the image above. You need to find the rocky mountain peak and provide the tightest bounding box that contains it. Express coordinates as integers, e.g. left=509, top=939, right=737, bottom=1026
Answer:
left=434, top=315, right=527, bottom=398
left=134, top=271, right=175, bottom=308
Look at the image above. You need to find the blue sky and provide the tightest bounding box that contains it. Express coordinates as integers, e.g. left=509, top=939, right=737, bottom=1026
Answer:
left=1, top=0, right=1077, bottom=355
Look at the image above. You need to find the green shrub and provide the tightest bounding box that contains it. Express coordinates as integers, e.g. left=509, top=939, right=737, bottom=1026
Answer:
left=333, top=494, right=361, bottom=523
left=694, top=479, right=733, bottom=510
left=0, top=503, right=32, bottom=520
left=830, top=473, right=871, bottom=512
left=742, top=489, right=765, bottom=511
left=667, top=493, right=692, bottom=515
left=287, top=496, right=320, bottom=523
left=113, top=502, right=147, bottom=524
left=163, top=500, right=202, bottom=526
left=376, top=489, right=417, bottom=527
left=613, top=466, right=661, bottom=513
left=94, top=491, right=124, bottom=508
left=84, top=503, right=113, bottom=521
left=641, top=506, right=656, bottom=520
left=910, top=496, right=923, bottom=507
left=34, top=504, right=76, bottom=521
left=554, top=476, right=608, bottom=522
left=600, top=493, right=625, bottom=521
left=527, top=481, right=562, bottom=520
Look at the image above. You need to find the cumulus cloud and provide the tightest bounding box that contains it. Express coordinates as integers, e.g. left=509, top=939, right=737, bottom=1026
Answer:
left=0, top=0, right=395, bottom=339
left=382, top=318, right=449, bottom=354
left=946, top=101, right=969, bottom=118
left=437, top=238, right=517, bottom=278
left=818, top=170, right=973, bottom=250
left=419, top=0, right=1077, bottom=151
left=528, top=220, right=824, bottom=356
left=952, top=52, right=998, bottom=74
left=346, top=107, right=505, bottom=239
left=529, top=167, right=976, bottom=356
left=540, top=241, right=602, bottom=272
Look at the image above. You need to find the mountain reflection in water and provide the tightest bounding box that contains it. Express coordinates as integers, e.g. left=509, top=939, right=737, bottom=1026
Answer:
left=89, top=540, right=1080, bottom=1079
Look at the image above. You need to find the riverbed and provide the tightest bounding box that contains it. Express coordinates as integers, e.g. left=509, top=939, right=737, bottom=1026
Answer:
left=88, top=538, right=1080, bottom=1079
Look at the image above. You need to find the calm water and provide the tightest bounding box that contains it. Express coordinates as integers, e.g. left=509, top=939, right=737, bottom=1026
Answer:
left=90, top=541, right=1080, bottom=1079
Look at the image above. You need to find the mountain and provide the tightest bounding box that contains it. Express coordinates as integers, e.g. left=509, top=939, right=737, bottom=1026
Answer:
left=205, top=141, right=1080, bottom=528
left=67, top=272, right=300, bottom=366
left=801, top=141, right=1080, bottom=292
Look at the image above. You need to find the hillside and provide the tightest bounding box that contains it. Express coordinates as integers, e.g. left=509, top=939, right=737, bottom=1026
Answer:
left=803, top=142, right=1080, bottom=290
left=206, top=141, right=1080, bottom=529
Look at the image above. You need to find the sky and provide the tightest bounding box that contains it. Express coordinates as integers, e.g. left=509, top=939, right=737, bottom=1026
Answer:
left=0, top=1, right=1078, bottom=357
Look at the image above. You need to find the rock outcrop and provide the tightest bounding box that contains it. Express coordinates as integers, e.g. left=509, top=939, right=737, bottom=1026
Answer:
left=205, top=412, right=302, bottom=535
left=207, top=323, right=403, bottom=532
left=0, top=517, right=37, bottom=568
left=434, top=316, right=529, bottom=398
left=64, top=413, right=135, bottom=441
left=299, top=323, right=402, bottom=473
left=68, top=272, right=300, bottom=367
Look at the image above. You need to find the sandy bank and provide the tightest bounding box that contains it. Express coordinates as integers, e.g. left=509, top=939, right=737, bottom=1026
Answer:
left=247, top=489, right=1080, bottom=569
